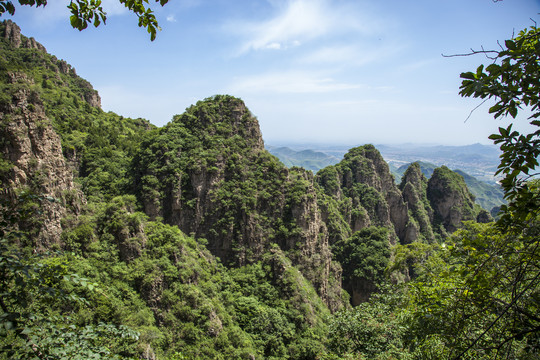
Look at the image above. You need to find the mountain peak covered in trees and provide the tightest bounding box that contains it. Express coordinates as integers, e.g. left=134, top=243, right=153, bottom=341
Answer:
left=1, top=20, right=537, bottom=359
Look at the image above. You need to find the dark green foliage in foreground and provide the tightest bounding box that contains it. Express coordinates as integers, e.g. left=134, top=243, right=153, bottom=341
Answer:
left=327, top=286, right=412, bottom=359
left=0, top=1, right=168, bottom=41
left=460, top=25, right=540, bottom=231
left=0, top=191, right=140, bottom=359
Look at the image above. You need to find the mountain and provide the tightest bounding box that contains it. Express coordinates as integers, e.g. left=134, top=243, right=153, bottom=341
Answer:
left=394, top=161, right=438, bottom=180
left=268, top=142, right=501, bottom=184
left=393, top=162, right=505, bottom=213
left=0, top=20, right=499, bottom=359
left=268, top=143, right=504, bottom=212
left=132, top=95, right=343, bottom=310
left=376, top=143, right=501, bottom=184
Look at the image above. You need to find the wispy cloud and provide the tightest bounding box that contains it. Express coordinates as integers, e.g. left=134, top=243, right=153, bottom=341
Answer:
left=228, top=0, right=377, bottom=54
left=101, top=0, right=129, bottom=16
left=166, top=14, right=177, bottom=23
left=228, top=70, right=362, bottom=94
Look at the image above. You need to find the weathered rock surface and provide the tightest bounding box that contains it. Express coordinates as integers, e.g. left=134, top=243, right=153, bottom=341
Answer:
left=427, top=166, right=481, bottom=233
left=0, top=73, right=83, bottom=248
left=399, top=162, right=435, bottom=242
left=316, top=145, right=417, bottom=245
left=1, top=20, right=101, bottom=109
left=134, top=96, right=344, bottom=310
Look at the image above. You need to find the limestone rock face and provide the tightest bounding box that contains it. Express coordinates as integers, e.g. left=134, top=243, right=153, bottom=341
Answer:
left=3, top=20, right=46, bottom=51
left=1, top=20, right=101, bottom=110
left=0, top=73, right=83, bottom=248
left=134, top=96, right=343, bottom=310
left=23, top=36, right=46, bottom=51
left=316, top=145, right=416, bottom=245
left=427, top=166, right=479, bottom=233
left=399, top=162, right=435, bottom=242
left=3, top=19, right=21, bottom=48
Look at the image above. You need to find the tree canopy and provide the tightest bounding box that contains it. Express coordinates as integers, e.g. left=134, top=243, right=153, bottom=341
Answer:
left=0, top=0, right=169, bottom=40
left=459, top=25, right=540, bottom=231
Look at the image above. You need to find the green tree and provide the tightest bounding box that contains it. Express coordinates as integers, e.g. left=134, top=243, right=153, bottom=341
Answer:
left=405, top=26, right=540, bottom=359
left=0, top=191, right=140, bottom=359
left=459, top=25, right=540, bottom=231
left=333, top=226, right=391, bottom=303
left=408, top=221, right=540, bottom=359
left=0, top=0, right=169, bottom=40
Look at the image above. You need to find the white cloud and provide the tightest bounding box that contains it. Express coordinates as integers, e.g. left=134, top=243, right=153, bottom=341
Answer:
left=166, top=14, right=177, bottom=23
left=298, top=43, right=403, bottom=67
left=230, top=0, right=377, bottom=54
left=101, top=0, right=129, bottom=16
left=228, top=71, right=362, bottom=94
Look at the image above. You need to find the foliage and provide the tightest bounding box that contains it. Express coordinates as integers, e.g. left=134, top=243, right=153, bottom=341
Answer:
left=333, top=226, right=390, bottom=300
left=0, top=26, right=155, bottom=201
left=407, top=221, right=540, bottom=359
left=327, top=286, right=412, bottom=359
left=459, top=25, right=540, bottom=231
left=0, top=192, right=140, bottom=359
left=0, top=0, right=169, bottom=40
left=427, top=165, right=485, bottom=232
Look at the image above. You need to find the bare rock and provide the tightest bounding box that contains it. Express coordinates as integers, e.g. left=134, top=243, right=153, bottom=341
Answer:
left=3, top=19, right=21, bottom=48
left=0, top=73, right=84, bottom=248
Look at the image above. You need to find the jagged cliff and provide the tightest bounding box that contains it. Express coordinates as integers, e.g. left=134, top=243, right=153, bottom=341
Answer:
left=133, top=95, right=343, bottom=310
left=0, top=19, right=494, bottom=312
left=427, top=166, right=490, bottom=233
left=316, top=145, right=416, bottom=246
left=0, top=65, right=82, bottom=248
left=399, top=162, right=436, bottom=242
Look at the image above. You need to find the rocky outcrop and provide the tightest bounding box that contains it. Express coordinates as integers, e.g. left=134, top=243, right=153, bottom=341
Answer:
left=1, top=20, right=101, bottom=109
left=0, top=72, right=83, bottom=248
left=399, top=162, right=435, bottom=242
left=134, top=95, right=343, bottom=311
left=3, top=19, right=21, bottom=48
left=316, top=145, right=417, bottom=245
left=3, top=20, right=46, bottom=51
left=23, top=36, right=46, bottom=51
left=427, top=166, right=481, bottom=233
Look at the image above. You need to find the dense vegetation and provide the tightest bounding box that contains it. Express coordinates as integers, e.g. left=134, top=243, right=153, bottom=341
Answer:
left=1, top=20, right=539, bottom=360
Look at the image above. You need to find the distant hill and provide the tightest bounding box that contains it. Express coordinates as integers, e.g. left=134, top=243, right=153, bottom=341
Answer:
left=266, top=146, right=341, bottom=172
left=268, top=143, right=504, bottom=212
left=393, top=162, right=505, bottom=212
left=267, top=142, right=501, bottom=183
left=453, top=170, right=505, bottom=213
left=376, top=143, right=501, bottom=184
left=393, top=161, right=438, bottom=181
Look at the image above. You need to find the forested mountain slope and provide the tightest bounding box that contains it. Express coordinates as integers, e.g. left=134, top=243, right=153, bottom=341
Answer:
left=2, top=20, right=530, bottom=360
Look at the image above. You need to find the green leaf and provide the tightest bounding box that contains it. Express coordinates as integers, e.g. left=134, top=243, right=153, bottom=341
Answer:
left=505, top=39, right=517, bottom=50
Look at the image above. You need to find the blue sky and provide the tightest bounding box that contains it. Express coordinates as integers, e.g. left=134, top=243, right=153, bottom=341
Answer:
left=6, top=0, right=540, bottom=145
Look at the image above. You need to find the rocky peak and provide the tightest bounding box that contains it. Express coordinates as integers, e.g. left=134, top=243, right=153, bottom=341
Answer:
left=3, top=20, right=46, bottom=51
left=134, top=95, right=343, bottom=310
left=341, top=145, right=395, bottom=193
left=0, top=74, right=83, bottom=248
left=427, top=166, right=480, bottom=233
left=399, top=162, right=435, bottom=242
left=317, top=145, right=415, bottom=245
left=3, top=19, right=21, bottom=48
